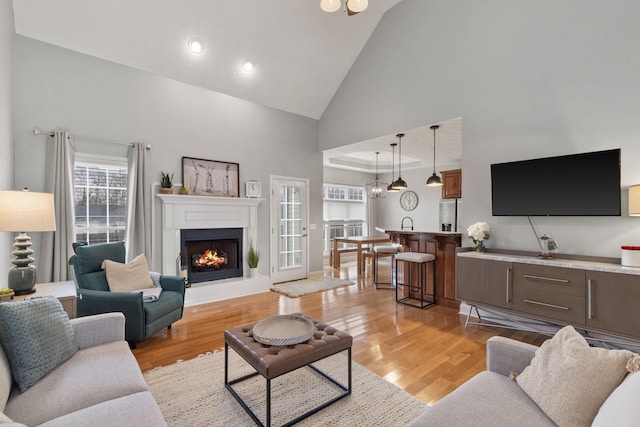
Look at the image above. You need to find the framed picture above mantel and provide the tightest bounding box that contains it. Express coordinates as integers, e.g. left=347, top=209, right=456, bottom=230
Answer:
left=182, top=156, right=239, bottom=197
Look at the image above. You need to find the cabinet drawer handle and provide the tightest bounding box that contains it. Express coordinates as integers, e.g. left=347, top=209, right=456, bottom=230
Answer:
left=522, top=274, right=570, bottom=283
left=506, top=268, right=511, bottom=303
left=587, top=279, right=593, bottom=320
left=523, top=299, right=570, bottom=310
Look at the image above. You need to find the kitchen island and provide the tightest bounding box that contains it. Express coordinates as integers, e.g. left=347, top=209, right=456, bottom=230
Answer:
left=386, top=230, right=462, bottom=308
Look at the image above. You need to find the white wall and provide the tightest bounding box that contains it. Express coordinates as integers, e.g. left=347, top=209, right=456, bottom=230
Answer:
left=377, top=164, right=461, bottom=233
left=0, top=0, right=14, bottom=274
left=320, top=0, right=640, bottom=257
left=13, top=36, right=324, bottom=274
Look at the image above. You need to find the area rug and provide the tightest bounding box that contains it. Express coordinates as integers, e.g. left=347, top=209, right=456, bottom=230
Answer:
left=144, top=349, right=427, bottom=427
left=270, top=274, right=354, bottom=297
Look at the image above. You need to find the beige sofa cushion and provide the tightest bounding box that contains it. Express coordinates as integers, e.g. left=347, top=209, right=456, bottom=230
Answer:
left=102, top=254, right=154, bottom=292
left=517, top=325, right=634, bottom=427
left=4, top=341, right=148, bottom=426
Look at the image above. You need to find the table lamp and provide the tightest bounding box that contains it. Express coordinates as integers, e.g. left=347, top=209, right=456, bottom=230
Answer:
left=629, top=184, right=640, bottom=216
left=0, top=189, right=56, bottom=295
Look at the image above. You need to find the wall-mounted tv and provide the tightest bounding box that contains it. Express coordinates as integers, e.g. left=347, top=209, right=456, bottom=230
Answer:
left=491, top=149, right=621, bottom=216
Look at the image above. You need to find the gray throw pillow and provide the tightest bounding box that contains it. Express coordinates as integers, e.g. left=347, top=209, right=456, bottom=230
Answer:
left=0, top=297, right=78, bottom=391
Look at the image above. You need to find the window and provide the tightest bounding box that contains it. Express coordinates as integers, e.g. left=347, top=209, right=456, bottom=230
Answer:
left=323, top=185, right=364, bottom=201
left=322, top=184, right=367, bottom=253
left=74, top=156, right=127, bottom=244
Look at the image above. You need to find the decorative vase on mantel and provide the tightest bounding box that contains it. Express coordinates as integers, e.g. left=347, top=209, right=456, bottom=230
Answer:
left=475, top=241, right=486, bottom=253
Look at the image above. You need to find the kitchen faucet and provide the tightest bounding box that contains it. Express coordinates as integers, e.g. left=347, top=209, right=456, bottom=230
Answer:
left=401, top=216, right=414, bottom=231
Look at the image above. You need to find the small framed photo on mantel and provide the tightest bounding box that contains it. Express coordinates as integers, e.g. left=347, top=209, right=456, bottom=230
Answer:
left=246, top=181, right=262, bottom=198
left=182, top=156, right=240, bottom=197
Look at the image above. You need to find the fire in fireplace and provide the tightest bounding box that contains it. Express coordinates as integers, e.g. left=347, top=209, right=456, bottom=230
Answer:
left=180, top=228, right=243, bottom=285
left=193, top=249, right=228, bottom=270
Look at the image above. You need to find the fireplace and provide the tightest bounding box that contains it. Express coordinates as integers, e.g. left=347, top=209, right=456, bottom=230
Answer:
left=180, top=228, right=243, bottom=284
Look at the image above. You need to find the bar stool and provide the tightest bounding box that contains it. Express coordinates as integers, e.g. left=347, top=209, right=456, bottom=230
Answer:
left=395, top=252, right=435, bottom=309
left=373, top=245, right=399, bottom=289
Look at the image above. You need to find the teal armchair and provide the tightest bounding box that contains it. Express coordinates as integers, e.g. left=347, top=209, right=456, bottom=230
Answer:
left=71, top=241, right=185, bottom=346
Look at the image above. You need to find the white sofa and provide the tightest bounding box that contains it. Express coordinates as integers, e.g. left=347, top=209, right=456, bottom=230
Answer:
left=410, top=334, right=638, bottom=427
left=0, top=313, right=166, bottom=427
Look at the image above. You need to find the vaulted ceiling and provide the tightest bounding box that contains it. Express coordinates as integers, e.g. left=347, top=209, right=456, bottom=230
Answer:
left=12, top=0, right=461, bottom=173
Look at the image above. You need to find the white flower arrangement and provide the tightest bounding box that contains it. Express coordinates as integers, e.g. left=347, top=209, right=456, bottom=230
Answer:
left=467, top=222, right=491, bottom=252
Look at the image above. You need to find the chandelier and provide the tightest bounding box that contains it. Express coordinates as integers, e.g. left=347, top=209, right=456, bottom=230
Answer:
left=366, top=152, right=388, bottom=199
left=320, top=0, right=369, bottom=16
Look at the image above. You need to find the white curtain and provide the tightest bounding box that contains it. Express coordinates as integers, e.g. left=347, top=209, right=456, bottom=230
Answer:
left=125, top=143, right=151, bottom=261
left=40, top=130, right=76, bottom=282
left=366, top=197, right=373, bottom=236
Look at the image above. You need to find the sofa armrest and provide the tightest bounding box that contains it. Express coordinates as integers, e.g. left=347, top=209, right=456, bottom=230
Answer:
left=70, top=312, right=126, bottom=349
left=486, top=336, right=539, bottom=376
left=159, top=275, right=186, bottom=296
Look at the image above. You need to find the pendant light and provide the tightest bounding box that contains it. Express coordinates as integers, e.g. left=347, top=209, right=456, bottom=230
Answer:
left=391, top=133, right=408, bottom=190
left=387, top=143, right=399, bottom=193
left=366, top=152, right=388, bottom=199
left=426, top=125, right=443, bottom=186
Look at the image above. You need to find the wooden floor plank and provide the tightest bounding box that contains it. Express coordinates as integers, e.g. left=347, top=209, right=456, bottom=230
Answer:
left=133, top=261, right=546, bottom=405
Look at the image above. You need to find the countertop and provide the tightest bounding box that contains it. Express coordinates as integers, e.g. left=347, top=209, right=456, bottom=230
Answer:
left=458, top=250, right=640, bottom=276
left=385, top=229, right=462, bottom=236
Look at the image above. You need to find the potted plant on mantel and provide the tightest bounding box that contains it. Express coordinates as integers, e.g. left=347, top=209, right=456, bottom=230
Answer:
left=247, top=244, right=259, bottom=278
left=160, top=172, right=173, bottom=194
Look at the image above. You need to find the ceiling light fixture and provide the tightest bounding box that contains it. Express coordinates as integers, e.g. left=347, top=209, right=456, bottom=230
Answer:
left=426, top=125, right=443, bottom=186
left=241, top=60, right=255, bottom=73
left=320, top=0, right=368, bottom=15
left=391, top=133, right=407, bottom=190
left=366, top=152, right=388, bottom=199
left=187, top=38, right=204, bottom=54
left=387, top=143, right=399, bottom=193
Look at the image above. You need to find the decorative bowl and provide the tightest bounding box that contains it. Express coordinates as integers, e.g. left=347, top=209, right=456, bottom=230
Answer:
left=252, top=314, right=315, bottom=346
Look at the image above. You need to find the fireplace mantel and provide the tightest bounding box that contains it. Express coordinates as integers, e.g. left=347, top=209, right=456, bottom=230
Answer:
left=156, top=194, right=263, bottom=277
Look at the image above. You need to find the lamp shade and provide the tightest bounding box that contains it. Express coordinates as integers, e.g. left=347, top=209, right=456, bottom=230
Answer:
left=630, top=185, right=640, bottom=216
left=347, top=0, right=368, bottom=13
left=320, top=0, right=341, bottom=12
left=426, top=173, right=443, bottom=186
left=0, top=190, right=56, bottom=232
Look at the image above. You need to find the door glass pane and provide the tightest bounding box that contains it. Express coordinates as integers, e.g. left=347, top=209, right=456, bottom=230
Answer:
left=279, top=185, right=302, bottom=269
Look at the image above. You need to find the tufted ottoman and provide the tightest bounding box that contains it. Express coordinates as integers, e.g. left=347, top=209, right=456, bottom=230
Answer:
left=224, top=313, right=353, bottom=427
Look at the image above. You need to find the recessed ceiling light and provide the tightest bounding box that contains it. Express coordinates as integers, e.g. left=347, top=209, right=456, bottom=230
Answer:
left=241, top=60, right=255, bottom=73
left=188, top=38, right=204, bottom=54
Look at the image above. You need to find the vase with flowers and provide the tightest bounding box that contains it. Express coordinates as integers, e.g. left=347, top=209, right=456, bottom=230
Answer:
left=467, top=221, right=491, bottom=252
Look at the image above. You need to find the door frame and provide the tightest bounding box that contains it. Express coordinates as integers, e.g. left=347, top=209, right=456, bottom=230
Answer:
left=269, top=175, right=310, bottom=283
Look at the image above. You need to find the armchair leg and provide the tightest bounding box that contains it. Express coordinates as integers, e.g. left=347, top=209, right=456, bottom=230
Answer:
left=167, top=324, right=172, bottom=330
left=128, top=341, right=137, bottom=349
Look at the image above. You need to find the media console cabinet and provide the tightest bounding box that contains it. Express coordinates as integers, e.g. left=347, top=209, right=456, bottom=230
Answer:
left=456, top=250, right=640, bottom=341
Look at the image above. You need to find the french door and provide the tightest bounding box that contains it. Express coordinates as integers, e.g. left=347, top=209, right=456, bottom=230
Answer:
left=270, top=177, right=308, bottom=283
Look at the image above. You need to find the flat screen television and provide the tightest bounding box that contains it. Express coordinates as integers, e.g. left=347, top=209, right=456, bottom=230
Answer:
left=491, top=149, right=621, bottom=216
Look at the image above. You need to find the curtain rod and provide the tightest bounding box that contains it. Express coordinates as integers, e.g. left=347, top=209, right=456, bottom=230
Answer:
left=33, top=127, right=151, bottom=150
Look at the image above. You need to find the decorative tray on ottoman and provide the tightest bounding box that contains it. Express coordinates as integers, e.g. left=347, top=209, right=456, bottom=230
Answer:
left=252, top=314, right=315, bottom=346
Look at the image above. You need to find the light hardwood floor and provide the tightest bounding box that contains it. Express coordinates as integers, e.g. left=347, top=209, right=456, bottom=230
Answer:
left=133, top=259, right=546, bottom=405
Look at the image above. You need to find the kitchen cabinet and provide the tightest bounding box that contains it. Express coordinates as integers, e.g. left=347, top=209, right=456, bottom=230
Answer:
left=386, top=230, right=461, bottom=308
left=441, top=169, right=461, bottom=199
